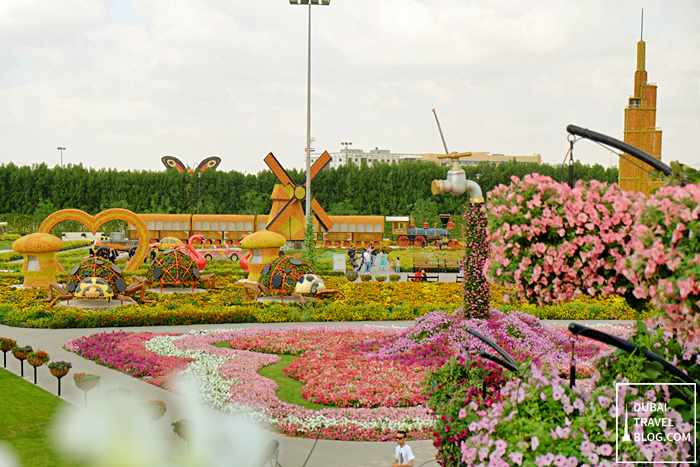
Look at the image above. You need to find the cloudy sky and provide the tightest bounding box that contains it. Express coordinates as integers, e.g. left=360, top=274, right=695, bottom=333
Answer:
left=1, top=0, right=698, bottom=174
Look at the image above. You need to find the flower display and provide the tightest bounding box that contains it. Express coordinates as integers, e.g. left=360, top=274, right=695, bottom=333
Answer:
left=64, top=312, right=632, bottom=441
left=0, top=337, right=17, bottom=351
left=48, top=360, right=72, bottom=371
left=64, top=331, right=193, bottom=389
left=73, top=373, right=101, bottom=383
left=230, top=328, right=426, bottom=408
left=486, top=174, right=644, bottom=305
left=444, top=324, right=700, bottom=466
left=27, top=350, right=50, bottom=364
left=622, top=183, right=700, bottom=342
left=461, top=204, right=491, bottom=318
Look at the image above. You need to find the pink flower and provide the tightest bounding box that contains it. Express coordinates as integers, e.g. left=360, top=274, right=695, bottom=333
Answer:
left=531, top=436, right=540, bottom=451
left=508, top=451, right=524, bottom=466
left=597, top=444, right=613, bottom=456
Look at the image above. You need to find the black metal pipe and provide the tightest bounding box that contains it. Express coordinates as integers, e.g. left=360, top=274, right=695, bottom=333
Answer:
left=479, top=351, right=520, bottom=373
left=467, top=328, right=520, bottom=372
left=568, top=323, right=696, bottom=385
left=566, top=125, right=673, bottom=177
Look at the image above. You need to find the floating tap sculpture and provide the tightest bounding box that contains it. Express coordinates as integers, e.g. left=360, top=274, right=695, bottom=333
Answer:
left=430, top=109, right=484, bottom=203
left=430, top=152, right=484, bottom=202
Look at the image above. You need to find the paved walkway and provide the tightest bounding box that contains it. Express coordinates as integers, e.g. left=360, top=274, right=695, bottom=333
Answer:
left=0, top=317, right=634, bottom=466
left=0, top=321, right=438, bottom=467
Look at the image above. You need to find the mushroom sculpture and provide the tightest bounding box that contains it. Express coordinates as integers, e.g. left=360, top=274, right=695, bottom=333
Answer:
left=12, top=233, right=65, bottom=288
left=240, top=230, right=286, bottom=282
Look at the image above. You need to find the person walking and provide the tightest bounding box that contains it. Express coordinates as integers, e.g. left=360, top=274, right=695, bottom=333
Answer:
left=394, top=257, right=401, bottom=273
left=389, top=258, right=394, bottom=272
left=371, top=248, right=378, bottom=268
left=363, top=248, right=372, bottom=274
left=392, top=431, right=414, bottom=467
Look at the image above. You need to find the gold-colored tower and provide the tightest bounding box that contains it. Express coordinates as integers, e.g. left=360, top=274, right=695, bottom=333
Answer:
left=619, top=15, right=663, bottom=195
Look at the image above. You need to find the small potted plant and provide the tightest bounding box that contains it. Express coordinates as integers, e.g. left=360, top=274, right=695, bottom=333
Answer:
left=48, top=361, right=72, bottom=396
left=0, top=337, right=17, bottom=368
left=12, top=345, right=32, bottom=377
left=27, top=350, right=50, bottom=384
left=389, top=274, right=400, bottom=282
left=74, top=373, right=101, bottom=391
left=375, top=275, right=386, bottom=283
left=360, top=274, right=372, bottom=282
left=345, top=272, right=357, bottom=282
left=74, top=373, right=101, bottom=407
left=172, top=418, right=189, bottom=441
left=143, top=399, right=167, bottom=421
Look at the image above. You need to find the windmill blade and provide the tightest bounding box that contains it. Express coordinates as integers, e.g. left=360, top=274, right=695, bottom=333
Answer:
left=311, top=199, right=334, bottom=232
left=266, top=197, right=297, bottom=232
left=264, top=153, right=295, bottom=187
left=305, top=151, right=332, bottom=185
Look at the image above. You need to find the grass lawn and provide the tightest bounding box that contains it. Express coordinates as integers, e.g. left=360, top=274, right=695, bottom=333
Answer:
left=214, top=343, right=333, bottom=410
left=0, top=368, right=81, bottom=467
left=0, top=240, right=14, bottom=250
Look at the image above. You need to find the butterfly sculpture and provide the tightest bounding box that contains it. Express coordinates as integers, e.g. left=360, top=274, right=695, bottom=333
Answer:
left=161, top=156, right=221, bottom=174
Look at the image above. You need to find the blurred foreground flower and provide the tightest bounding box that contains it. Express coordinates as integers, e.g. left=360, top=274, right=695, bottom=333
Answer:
left=0, top=443, right=19, bottom=467
left=50, top=378, right=270, bottom=467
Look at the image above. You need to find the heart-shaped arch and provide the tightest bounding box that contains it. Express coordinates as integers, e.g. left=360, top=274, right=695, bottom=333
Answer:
left=38, top=208, right=150, bottom=273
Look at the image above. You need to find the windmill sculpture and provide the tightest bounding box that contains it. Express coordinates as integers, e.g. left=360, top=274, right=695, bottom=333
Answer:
left=263, top=152, right=334, bottom=241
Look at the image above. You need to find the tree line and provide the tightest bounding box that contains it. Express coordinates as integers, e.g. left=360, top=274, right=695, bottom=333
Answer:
left=0, top=160, right=618, bottom=225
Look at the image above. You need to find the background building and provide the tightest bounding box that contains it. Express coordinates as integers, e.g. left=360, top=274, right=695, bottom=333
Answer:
left=311, top=148, right=541, bottom=169
left=421, top=152, right=541, bottom=166
left=619, top=31, right=663, bottom=195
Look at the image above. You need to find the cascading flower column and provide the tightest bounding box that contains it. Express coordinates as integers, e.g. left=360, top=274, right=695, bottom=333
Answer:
left=462, top=203, right=492, bottom=319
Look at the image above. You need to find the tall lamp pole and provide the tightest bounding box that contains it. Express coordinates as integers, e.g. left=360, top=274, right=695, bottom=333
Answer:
left=57, top=147, right=65, bottom=168
left=341, top=142, right=352, bottom=165
left=289, top=0, right=330, bottom=228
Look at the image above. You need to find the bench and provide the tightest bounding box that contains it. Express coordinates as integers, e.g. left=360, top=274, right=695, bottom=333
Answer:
left=443, top=259, right=461, bottom=272
left=413, top=255, right=440, bottom=272
left=408, top=274, right=440, bottom=282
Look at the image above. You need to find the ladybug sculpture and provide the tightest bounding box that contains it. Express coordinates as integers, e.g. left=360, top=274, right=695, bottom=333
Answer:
left=244, top=256, right=345, bottom=305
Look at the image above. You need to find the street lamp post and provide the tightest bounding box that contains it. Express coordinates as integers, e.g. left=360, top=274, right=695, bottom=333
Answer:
left=57, top=147, right=65, bottom=168
left=289, top=0, right=330, bottom=228
left=341, top=142, right=352, bottom=165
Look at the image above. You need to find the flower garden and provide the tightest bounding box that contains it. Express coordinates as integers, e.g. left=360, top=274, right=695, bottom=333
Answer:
left=61, top=310, right=634, bottom=443
left=3, top=172, right=700, bottom=465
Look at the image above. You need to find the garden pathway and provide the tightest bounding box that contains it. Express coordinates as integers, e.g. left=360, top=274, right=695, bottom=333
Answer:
left=0, top=321, right=438, bottom=467
left=0, top=318, right=632, bottom=466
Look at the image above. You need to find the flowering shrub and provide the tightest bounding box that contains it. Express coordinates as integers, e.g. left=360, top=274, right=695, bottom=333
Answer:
left=486, top=174, right=644, bottom=306
left=424, top=356, right=507, bottom=466
left=622, top=183, right=700, bottom=342
left=447, top=323, right=700, bottom=467
left=462, top=205, right=491, bottom=318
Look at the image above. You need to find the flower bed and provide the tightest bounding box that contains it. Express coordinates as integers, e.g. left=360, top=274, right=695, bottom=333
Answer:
left=64, top=331, right=193, bottom=390
left=0, top=272, right=645, bottom=329
left=64, top=312, right=632, bottom=441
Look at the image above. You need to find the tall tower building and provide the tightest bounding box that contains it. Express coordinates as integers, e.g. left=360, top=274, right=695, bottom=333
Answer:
left=619, top=15, right=663, bottom=195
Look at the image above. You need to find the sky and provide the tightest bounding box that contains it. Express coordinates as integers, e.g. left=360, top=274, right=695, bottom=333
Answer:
left=0, top=0, right=698, bottom=175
